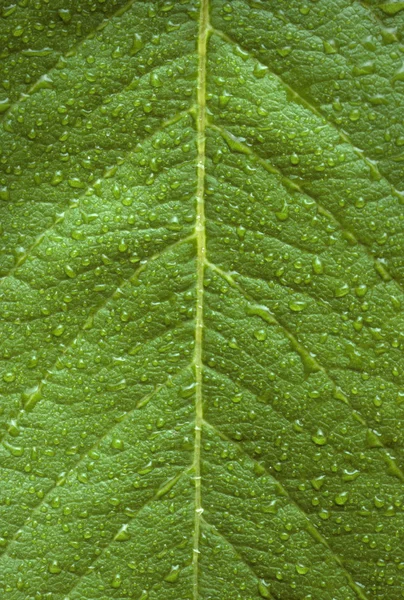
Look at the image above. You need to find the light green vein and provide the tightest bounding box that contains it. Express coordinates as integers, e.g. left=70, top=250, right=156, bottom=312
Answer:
left=193, top=0, right=209, bottom=598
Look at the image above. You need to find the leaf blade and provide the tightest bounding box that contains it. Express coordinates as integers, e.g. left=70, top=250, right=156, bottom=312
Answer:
left=1, top=1, right=403, bottom=599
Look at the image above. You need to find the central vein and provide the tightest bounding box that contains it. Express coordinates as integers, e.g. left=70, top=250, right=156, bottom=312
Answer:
left=193, top=0, right=209, bottom=598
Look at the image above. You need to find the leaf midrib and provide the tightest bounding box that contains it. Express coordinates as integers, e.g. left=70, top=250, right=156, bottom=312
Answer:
left=192, top=0, right=209, bottom=598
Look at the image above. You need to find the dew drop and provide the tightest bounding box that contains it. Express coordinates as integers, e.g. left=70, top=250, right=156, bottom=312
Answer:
left=164, top=565, right=180, bottom=583
left=334, top=491, right=349, bottom=506
left=296, top=563, right=309, bottom=575
left=254, top=329, right=267, bottom=341
left=312, top=429, right=327, bottom=446
left=111, top=573, right=122, bottom=588
left=115, top=525, right=130, bottom=541
left=131, top=33, right=144, bottom=55
left=258, top=580, right=271, bottom=598
left=48, top=560, right=62, bottom=574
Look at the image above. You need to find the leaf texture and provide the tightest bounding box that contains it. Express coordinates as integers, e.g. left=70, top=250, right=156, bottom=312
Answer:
left=0, top=1, right=404, bottom=599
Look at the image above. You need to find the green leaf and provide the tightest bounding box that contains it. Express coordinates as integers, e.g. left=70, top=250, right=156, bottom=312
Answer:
left=0, top=1, right=403, bottom=599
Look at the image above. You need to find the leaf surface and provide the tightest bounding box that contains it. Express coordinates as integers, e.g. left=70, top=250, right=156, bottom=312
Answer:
left=0, top=1, right=404, bottom=599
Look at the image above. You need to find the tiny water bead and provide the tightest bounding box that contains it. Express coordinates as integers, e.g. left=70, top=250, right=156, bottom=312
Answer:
left=289, top=299, right=307, bottom=312
left=311, top=429, right=328, bottom=446
left=2, top=371, right=16, bottom=383
left=115, top=524, right=131, bottom=542
left=296, top=563, right=310, bottom=575
left=111, top=573, right=122, bottom=589
left=258, top=580, right=271, bottom=598
left=164, top=565, right=181, bottom=583
left=254, top=328, right=267, bottom=341
left=48, top=560, right=62, bottom=574
left=334, top=492, right=349, bottom=506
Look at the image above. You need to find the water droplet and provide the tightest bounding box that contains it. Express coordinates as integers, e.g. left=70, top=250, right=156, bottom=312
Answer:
left=106, top=379, right=127, bottom=392
left=22, top=385, right=42, bottom=411
left=342, top=469, right=360, bottom=482
left=150, top=72, right=163, bottom=88
left=258, top=580, right=271, bottom=598
left=64, top=265, right=76, bottom=279
left=236, top=225, right=246, bottom=239
left=374, top=496, right=385, bottom=509
left=138, top=461, right=154, bottom=475
left=3, top=372, right=16, bottom=383
left=131, top=33, right=144, bottom=55
left=3, top=441, right=24, bottom=457
left=0, top=100, right=11, bottom=115
left=48, top=560, right=62, bottom=574
left=312, top=256, right=323, bottom=274
left=349, top=109, right=360, bottom=122
left=323, top=39, right=337, bottom=54
left=334, top=283, right=349, bottom=298
left=296, top=563, right=310, bottom=575
left=164, top=565, right=180, bottom=583
left=58, top=8, right=72, bottom=22
left=310, top=475, right=325, bottom=490
left=111, top=573, right=122, bottom=588
left=289, top=300, right=307, bottom=312
left=277, top=46, right=292, bottom=57
left=253, top=63, right=268, bottom=79
left=111, top=437, right=124, bottom=450
left=312, top=429, right=327, bottom=446
left=366, top=429, right=383, bottom=448
left=254, top=329, right=267, bottom=341
left=51, top=324, right=65, bottom=337
left=219, top=91, right=232, bottom=107
left=115, top=525, right=130, bottom=541
left=275, top=204, right=289, bottom=221
left=262, top=499, right=278, bottom=514
left=180, top=382, right=196, bottom=398
left=68, top=178, right=85, bottom=189
left=334, top=491, right=349, bottom=506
